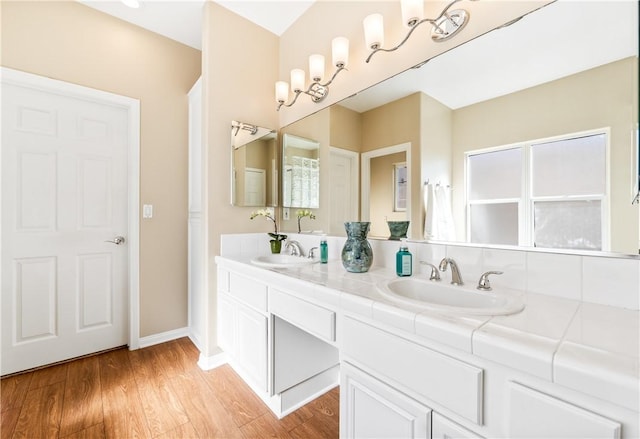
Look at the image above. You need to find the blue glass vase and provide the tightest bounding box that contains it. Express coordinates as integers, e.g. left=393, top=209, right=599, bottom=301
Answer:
left=341, top=222, right=373, bottom=273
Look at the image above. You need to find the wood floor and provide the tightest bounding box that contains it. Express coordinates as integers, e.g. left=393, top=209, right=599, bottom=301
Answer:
left=0, top=338, right=339, bottom=439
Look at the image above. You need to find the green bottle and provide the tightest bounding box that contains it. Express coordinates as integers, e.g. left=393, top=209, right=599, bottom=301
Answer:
left=396, top=240, right=412, bottom=277
left=320, top=237, right=328, bottom=264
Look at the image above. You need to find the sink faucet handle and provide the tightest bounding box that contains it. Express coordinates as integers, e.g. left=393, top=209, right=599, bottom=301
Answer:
left=477, top=271, right=504, bottom=291
left=419, top=261, right=441, bottom=281
left=308, top=247, right=319, bottom=259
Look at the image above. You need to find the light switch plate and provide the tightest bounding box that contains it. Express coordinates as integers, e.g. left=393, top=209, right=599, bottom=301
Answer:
left=283, top=208, right=290, bottom=220
left=143, top=204, right=153, bottom=219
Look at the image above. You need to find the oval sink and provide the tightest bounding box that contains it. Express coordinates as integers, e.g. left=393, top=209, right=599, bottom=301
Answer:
left=377, top=278, right=524, bottom=316
left=251, top=254, right=319, bottom=269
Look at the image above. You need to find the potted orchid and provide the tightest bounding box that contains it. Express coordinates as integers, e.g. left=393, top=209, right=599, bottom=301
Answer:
left=296, top=209, right=316, bottom=233
left=250, top=209, right=287, bottom=253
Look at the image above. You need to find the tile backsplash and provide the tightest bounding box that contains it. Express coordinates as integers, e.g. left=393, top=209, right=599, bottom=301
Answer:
left=220, top=233, right=640, bottom=311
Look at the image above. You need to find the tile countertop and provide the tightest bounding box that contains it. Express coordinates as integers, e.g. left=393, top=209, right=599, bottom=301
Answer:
left=215, top=256, right=640, bottom=412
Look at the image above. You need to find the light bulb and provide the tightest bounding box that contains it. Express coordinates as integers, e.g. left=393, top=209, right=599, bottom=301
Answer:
left=363, top=13, right=384, bottom=50
left=290, top=69, right=305, bottom=92
left=275, top=81, right=289, bottom=103
left=401, top=0, right=423, bottom=27
left=309, top=54, right=325, bottom=83
left=332, top=37, right=349, bottom=68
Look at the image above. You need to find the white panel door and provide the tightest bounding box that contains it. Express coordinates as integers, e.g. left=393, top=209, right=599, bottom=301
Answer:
left=329, top=147, right=358, bottom=236
left=244, top=168, right=266, bottom=206
left=2, top=75, right=130, bottom=375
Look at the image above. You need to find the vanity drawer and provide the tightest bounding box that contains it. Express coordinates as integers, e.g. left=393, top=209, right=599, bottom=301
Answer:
left=269, top=288, right=336, bottom=342
left=228, top=272, right=268, bottom=312
left=342, top=316, right=483, bottom=425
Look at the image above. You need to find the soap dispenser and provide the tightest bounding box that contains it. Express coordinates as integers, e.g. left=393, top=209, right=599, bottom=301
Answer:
left=396, top=239, right=412, bottom=277
left=320, top=235, right=328, bottom=264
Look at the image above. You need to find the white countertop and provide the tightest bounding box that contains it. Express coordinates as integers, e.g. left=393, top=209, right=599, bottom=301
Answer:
left=215, top=255, right=640, bottom=412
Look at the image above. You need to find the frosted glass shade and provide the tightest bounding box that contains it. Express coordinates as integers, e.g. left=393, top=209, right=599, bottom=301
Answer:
left=332, top=37, right=349, bottom=68
left=401, top=0, right=423, bottom=26
left=309, top=54, right=325, bottom=82
left=290, top=69, right=305, bottom=92
left=275, top=81, right=289, bottom=103
left=363, top=13, right=384, bottom=50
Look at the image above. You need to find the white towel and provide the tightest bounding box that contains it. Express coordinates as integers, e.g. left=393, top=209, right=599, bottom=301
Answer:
left=423, top=184, right=437, bottom=240
left=424, top=184, right=456, bottom=241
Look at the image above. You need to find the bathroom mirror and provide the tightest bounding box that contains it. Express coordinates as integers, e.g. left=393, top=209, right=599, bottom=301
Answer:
left=230, top=121, right=278, bottom=207
left=282, top=1, right=639, bottom=255
left=282, top=133, right=320, bottom=209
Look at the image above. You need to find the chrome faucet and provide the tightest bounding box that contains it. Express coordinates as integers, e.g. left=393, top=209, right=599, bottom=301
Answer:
left=477, top=271, right=503, bottom=291
left=439, top=258, right=464, bottom=285
left=419, top=261, right=441, bottom=281
left=284, top=240, right=305, bottom=257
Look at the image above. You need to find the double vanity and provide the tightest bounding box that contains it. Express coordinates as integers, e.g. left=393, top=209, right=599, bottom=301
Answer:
left=215, top=234, right=639, bottom=438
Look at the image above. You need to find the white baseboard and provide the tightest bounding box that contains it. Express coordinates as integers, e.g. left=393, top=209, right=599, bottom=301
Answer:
left=137, top=327, right=190, bottom=349
left=197, top=351, right=228, bottom=370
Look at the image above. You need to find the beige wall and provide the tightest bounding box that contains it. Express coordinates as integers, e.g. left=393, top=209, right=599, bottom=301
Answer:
left=1, top=1, right=201, bottom=337
left=362, top=93, right=422, bottom=238
left=452, top=57, right=639, bottom=254
left=202, top=1, right=279, bottom=355
left=330, top=105, right=362, bottom=152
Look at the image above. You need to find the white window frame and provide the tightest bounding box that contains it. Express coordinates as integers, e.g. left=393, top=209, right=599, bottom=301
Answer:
left=464, top=128, right=610, bottom=251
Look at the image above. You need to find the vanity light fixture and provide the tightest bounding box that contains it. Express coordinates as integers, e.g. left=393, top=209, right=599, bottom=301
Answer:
left=276, top=36, right=349, bottom=111
left=231, top=120, right=258, bottom=137
left=364, top=0, right=476, bottom=63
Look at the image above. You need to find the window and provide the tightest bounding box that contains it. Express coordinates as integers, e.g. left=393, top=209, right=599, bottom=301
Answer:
left=466, top=131, right=608, bottom=250
left=394, top=162, right=407, bottom=212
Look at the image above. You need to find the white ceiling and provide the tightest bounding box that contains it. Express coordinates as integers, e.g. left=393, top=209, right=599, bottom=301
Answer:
left=77, top=0, right=315, bottom=49
left=77, top=1, right=638, bottom=111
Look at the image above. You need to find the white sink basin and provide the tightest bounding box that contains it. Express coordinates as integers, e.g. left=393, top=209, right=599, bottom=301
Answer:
left=251, top=254, right=319, bottom=269
left=377, top=278, right=525, bottom=316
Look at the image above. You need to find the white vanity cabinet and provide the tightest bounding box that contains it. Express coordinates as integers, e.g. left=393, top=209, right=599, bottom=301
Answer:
left=217, top=268, right=268, bottom=392
left=341, top=362, right=432, bottom=439
left=506, top=382, right=622, bottom=438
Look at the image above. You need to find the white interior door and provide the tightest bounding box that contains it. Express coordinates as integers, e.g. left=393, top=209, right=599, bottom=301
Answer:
left=329, top=147, right=359, bottom=236
left=244, top=168, right=266, bottom=206
left=1, top=70, right=135, bottom=375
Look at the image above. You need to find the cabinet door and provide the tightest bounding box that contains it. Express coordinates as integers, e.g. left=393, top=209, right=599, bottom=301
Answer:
left=507, top=382, right=621, bottom=438
left=236, top=304, right=268, bottom=392
left=432, top=413, right=483, bottom=439
left=341, top=363, right=430, bottom=439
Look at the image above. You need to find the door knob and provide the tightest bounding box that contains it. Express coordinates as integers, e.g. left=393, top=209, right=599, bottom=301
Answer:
left=105, top=236, right=126, bottom=245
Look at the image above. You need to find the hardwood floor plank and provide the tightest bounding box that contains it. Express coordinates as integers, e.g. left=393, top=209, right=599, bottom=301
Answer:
left=240, top=413, right=294, bottom=439
left=28, top=363, right=68, bottom=390
left=1, top=408, right=21, bottom=439
left=201, top=365, right=268, bottom=427
left=128, top=347, right=189, bottom=437
left=288, top=388, right=340, bottom=439
left=99, top=349, right=152, bottom=439
left=12, top=381, right=65, bottom=439
left=1, top=339, right=340, bottom=439
left=59, top=356, right=104, bottom=437
left=169, top=369, right=244, bottom=438
left=0, top=374, right=32, bottom=412
left=60, top=423, right=106, bottom=439
left=154, top=421, right=199, bottom=439
left=149, top=339, right=194, bottom=377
